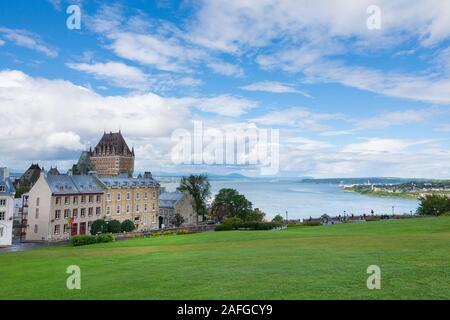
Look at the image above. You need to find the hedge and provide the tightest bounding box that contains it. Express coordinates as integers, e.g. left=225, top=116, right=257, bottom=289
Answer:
left=70, top=233, right=115, bottom=246
left=215, top=221, right=282, bottom=231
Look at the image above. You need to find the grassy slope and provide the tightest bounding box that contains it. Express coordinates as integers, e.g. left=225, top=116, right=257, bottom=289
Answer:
left=1, top=217, right=449, bottom=300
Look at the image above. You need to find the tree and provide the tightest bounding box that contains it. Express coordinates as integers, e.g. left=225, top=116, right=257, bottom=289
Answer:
left=177, top=174, right=211, bottom=222
left=107, top=220, right=122, bottom=233
left=121, top=219, right=135, bottom=232
left=418, top=195, right=450, bottom=216
left=211, top=188, right=264, bottom=222
left=173, top=213, right=185, bottom=227
left=15, top=186, right=31, bottom=198
left=272, top=214, right=284, bottom=224
left=90, top=219, right=108, bottom=235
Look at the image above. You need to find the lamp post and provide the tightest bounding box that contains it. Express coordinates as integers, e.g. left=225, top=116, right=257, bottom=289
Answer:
left=285, top=210, right=288, bottom=225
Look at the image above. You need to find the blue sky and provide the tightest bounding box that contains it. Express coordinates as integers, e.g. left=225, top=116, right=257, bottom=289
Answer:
left=1, top=0, right=450, bottom=178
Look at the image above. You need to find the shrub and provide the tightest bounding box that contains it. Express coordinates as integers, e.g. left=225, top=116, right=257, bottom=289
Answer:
left=215, top=221, right=282, bottom=231
left=302, top=220, right=321, bottom=226
left=95, top=233, right=115, bottom=243
left=418, top=195, right=450, bottom=216
left=107, top=220, right=122, bottom=233
left=222, top=217, right=242, bottom=228
left=71, top=235, right=97, bottom=246
left=90, top=219, right=108, bottom=235
left=272, top=214, right=284, bottom=224
left=162, top=230, right=175, bottom=236
left=121, top=219, right=135, bottom=232
left=177, top=229, right=191, bottom=235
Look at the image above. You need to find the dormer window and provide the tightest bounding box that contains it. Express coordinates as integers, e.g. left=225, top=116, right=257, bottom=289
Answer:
left=0, top=185, right=5, bottom=192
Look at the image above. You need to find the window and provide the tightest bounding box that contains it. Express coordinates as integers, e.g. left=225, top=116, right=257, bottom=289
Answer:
left=144, top=217, right=148, bottom=225
left=0, top=185, right=5, bottom=192
left=144, top=192, right=148, bottom=200
left=126, top=192, right=130, bottom=200
left=64, top=224, right=70, bottom=233
left=0, top=199, right=6, bottom=206
left=0, top=227, right=3, bottom=237
left=0, top=211, right=5, bottom=220
left=88, top=221, right=92, bottom=231
left=96, top=207, right=101, bottom=216
left=144, top=203, right=148, bottom=212
left=55, top=197, right=61, bottom=205
left=55, top=210, right=61, bottom=220
left=107, top=193, right=111, bottom=202
left=80, top=208, right=86, bottom=218
left=88, top=207, right=93, bottom=217
left=81, top=196, right=86, bottom=204
left=34, top=224, right=38, bottom=233
left=73, top=197, right=78, bottom=205
left=72, top=208, right=78, bottom=218
left=64, top=197, right=70, bottom=205
left=106, top=206, right=111, bottom=215
left=116, top=205, right=121, bottom=215
left=54, top=225, right=60, bottom=235
left=136, top=204, right=140, bottom=213
left=117, top=192, right=121, bottom=201
left=152, top=214, right=156, bottom=223
left=126, top=204, right=130, bottom=214
left=152, top=203, right=156, bottom=211
left=136, top=192, right=140, bottom=200
left=35, top=208, right=39, bottom=219
left=89, top=195, right=93, bottom=203
left=64, top=209, right=70, bottom=218
left=36, top=197, right=40, bottom=206
left=152, top=191, right=156, bottom=199
left=96, top=195, right=101, bottom=203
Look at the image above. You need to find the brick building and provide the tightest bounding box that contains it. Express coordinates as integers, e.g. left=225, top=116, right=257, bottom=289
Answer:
left=89, top=131, right=135, bottom=177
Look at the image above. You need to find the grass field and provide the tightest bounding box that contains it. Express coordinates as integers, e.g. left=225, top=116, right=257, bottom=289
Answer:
left=1, top=217, right=449, bottom=300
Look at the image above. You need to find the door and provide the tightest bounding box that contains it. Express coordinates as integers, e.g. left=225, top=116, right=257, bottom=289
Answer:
left=79, top=222, right=86, bottom=235
left=71, top=223, right=78, bottom=236
left=158, top=216, right=163, bottom=229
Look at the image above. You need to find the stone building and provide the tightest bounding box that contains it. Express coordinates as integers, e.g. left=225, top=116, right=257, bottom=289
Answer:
left=159, top=191, right=198, bottom=228
left=99, top=173, right=160, bottom=231
left=15, top=163, right=41, bottom=188
left=89, top=131, right=135, bottom=177
left=26, top=173, right=104, bottom=241
left=0, top=168, right=15, bottom=246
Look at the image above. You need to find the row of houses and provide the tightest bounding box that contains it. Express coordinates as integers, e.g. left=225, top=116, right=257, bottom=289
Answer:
left=0, top=131, right=199, bottom=246
left=23, top=171, right=197, bottom=242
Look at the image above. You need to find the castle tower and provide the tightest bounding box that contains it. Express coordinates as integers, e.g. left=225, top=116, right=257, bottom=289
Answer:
left=89, top=131, right=135, bottom=177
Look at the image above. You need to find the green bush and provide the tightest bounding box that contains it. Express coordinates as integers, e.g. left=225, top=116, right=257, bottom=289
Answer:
left=90, top=219, right=108, bottom=235
left=107, top=220, right=122, bottom=233
left=215, top=221, right=282, bottom=231
left=71, top=233, right=115, bottom=246
left=177, top=229, right=191, bottom=235
left=302, top=220, right=321, bottom=226
left=418, top=195, right=450, bottom=216
left=71, top=235, right=97, bottom=246
left=121, top=219, right=135, bottom=232
left=162, top=230, right=175, bottom=236
left=95, top=233, right=115, bottom=243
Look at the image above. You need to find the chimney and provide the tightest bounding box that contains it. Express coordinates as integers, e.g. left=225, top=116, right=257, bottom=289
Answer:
left=0, top=167, right=9, bottom=178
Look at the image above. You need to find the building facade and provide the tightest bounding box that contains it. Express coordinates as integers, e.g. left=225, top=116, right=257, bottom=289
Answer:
left=26, top=173, right=104, bottom=241
left=159, top=191, right=198, bottom=228
left=89, top=131, right=135, bottom=177
left=99, top=173, right=160, bottom=231
left=0, top=168, right=16, bottom=246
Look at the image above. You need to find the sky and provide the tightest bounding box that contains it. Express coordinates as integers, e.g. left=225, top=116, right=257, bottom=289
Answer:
left=0, top=0, right=450, bottom=178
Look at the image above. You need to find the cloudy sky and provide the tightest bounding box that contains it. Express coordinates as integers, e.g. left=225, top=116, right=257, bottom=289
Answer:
left=1, top=0, right=450, bottom=178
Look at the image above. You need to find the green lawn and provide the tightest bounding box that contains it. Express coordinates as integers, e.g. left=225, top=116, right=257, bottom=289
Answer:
left=1, top=217, right=449, bottom=300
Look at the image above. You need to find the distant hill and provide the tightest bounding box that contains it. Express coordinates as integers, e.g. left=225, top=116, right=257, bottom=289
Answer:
left=300, top=177, right=431, bottom=185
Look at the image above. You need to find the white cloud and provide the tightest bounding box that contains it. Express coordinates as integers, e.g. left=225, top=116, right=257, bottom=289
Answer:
left=191, top=95, right=257, bottom=117
left=240, top=81, right=311, bottom=97
left=341, top=138, right=434, bottom=154
left=207, top=61, right=244, bottom=78
left=0, top=39, right=5, bottom=46
left=286, top=137, right=334, bottom=150
left=0, top=28, right=58, bottom=58
left=357, top=109, right=434, bottom=129
left=46, top=132, right=84, bottom=150
left=251, top=107, right=341, bottom=132
left=66, top=61, right=150, bottom=90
